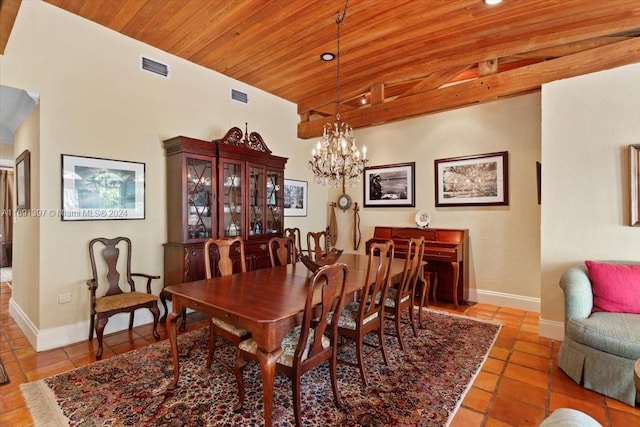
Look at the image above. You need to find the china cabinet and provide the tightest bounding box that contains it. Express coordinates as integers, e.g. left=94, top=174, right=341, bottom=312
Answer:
left=161, top=127, right=287, bottom=316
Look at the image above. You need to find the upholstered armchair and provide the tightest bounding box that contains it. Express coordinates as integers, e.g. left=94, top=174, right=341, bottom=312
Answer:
left=558, top=261, right=640, bottom=406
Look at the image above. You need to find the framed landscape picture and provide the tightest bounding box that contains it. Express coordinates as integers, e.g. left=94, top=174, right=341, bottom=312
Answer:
left=61, top=154, right=145, bottom=221
left=284, top=179, right=307, bottom=217
left=364, top=162, right=415, bottom=207
left=435, top=151, right=509, bottom=207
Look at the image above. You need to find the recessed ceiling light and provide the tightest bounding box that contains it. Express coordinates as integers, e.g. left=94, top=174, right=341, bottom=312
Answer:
left=320, top=52, right=335, bottom=61
left=484, top=0, right=503, bottom=4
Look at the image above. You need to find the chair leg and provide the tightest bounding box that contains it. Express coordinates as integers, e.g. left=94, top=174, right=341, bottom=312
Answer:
left=292, top=372, right=302, bottom=427
left=129, top=311, right=134, bottom=331
left=408, top=306, right=418, bottom=338
left=150, top=305, right=161, bottom=340
left=355, top=335, right=369, bottom=387
left=95, top=316, right=109, bottom=359
left=329, top=352, right=343, bottom=409
left=88, top=313, right=95, bottom=341
left=394, top=311, right=406, bottom=352
left=233, top=351, right=249, bottom=413
left=378, top=324, right=389, bottom=366
left=206, top=321, right=216, bottom=369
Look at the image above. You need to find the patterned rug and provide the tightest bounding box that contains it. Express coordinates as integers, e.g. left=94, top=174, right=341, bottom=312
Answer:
left=21, top=309, right=501, bottom=426
left=0, top=357, right=9, bottom=385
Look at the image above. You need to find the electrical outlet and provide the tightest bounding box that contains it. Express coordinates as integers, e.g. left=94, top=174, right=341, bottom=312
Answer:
left=57, top=292, right=72, bottom=304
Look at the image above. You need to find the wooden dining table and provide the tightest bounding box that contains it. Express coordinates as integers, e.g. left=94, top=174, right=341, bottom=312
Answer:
left=164, top=253, right=406, bottom=427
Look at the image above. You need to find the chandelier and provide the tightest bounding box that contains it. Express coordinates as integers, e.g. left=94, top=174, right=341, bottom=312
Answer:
left=309, top=0, right=368, bottom=189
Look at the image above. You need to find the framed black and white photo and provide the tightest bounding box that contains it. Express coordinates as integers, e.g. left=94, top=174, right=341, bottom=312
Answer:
left=15, top=149, right=30, bottom=210
left=435, top=151, right=509, bottom=207
left=284, top=179, right=307, bottom=217
left=364, top=162, right=415, bottom=207
left=61, top=154, right=145, bottom=221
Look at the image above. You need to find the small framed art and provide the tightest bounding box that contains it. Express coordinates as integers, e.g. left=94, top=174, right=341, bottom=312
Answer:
left=284, top=179, right=308, bottom=217
left=364, top=162, right=415, bottom=207
left=61, top=154, right=145, bottom=221
left=435, top=151, right=509, bottom=207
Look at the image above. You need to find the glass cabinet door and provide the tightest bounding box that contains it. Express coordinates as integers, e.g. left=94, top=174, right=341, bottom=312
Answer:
left=249, top=164, right=265, bottom=237
left=266, top=169, right=282, bottom=235
left=186, top=156, right=213, bottom=240
left=220, top=158, right=243, bottom=237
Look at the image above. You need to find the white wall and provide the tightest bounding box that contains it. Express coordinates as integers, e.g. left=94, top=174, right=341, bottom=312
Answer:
left=334, top=94, right=542, bottom=308
left=540, top=63, right=640, bottom=331
left=0, top=1, right=327, bottom=350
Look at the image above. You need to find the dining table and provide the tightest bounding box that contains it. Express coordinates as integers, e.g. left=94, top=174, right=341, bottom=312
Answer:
left=164, top=252, right=407, bottom=427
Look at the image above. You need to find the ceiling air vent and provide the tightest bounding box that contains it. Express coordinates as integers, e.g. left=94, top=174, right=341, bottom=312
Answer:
left=140, top=56, right=169, bottom=78
left=231, top=88, right=248, bottom=104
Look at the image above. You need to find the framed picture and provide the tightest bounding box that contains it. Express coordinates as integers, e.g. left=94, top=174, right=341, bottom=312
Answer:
left=15, top=149, right=31, bottom=210
left=284, top=179, right=307, bottom=217
left=435, top=151, right=509, bottom=207
left=61, top=154, right=145, bottom=221
left=364, top=162, right=415, bottom=207
left=630, top=145, right=640, bottom=226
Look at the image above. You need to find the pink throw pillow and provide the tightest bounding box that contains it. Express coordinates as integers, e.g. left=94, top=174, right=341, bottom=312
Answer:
left=585, top=261, right=640, bottom=314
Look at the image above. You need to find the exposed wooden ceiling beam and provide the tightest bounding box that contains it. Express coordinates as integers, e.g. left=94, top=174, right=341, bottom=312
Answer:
left=298, top=37, right=640, bottom=139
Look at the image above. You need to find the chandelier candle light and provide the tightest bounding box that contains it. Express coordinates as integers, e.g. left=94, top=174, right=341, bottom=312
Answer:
left=309, top=0, right=368, bottom=190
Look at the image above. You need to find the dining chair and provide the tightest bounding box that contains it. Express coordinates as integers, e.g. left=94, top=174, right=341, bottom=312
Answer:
left=383, top=236, right=425, bottom=352
left=234, top=263, right=349, bottom=426
left=204, top=236, right=250, bottom=371
left=331, top=240, right=395, bottom=387
left=87, top=237, right=161, bottom=359
left=284, top=227, right=304, bottom=259
left=307, top=230, right=329, bottom=261
left=268, top=236, right=297, bottom=267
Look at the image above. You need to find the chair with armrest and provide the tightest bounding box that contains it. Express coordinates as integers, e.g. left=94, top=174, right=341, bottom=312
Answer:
left=284, top=227, right=304, bottom=260
left=204, top=236, right=251, bottom=371
left=87, top=237, right=160, bottom=359
left=234, top=262, right=349, bottom=427
left=331, top=240, right=394, bottom=386
left=383, top=236, right=424, bottom=351
left=268, top=236, right=297, bottom=267
left=558, top=261, right=640, bottom=406
left=307, top=230, right=329, bottom=261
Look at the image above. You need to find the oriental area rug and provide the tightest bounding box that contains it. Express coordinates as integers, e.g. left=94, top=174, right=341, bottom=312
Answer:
left=21, top=309, right=501, bottom=427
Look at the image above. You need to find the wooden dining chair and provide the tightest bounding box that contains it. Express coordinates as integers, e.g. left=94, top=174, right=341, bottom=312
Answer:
left=331, top=240, right=395, bottom=387
left=268, top=236, right=297, bottom=267
left=234, top=263, right=349, bottom=426
left=307, top=230, right=329, bottom=261
left=383, top=236, right=425, bottom=351
left=204, top=236, right=250, bottom=371
left=87, top=237, right=161, bottom=359
left=284, top=227, right=304, bottom=259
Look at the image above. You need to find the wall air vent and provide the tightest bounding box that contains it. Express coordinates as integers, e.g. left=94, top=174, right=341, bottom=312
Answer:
left=140, top=56, right=169, bottom=78
left=231, top=88, right=249, bottom=104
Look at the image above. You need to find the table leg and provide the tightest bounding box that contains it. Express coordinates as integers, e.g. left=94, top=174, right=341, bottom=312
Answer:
left=166, top=310, right=181, bottom=390
left=256, top=347, right=283, bottom=427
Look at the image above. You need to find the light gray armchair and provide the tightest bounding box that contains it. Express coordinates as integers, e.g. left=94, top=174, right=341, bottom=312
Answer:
left=558, top=262, right=640, bottom=406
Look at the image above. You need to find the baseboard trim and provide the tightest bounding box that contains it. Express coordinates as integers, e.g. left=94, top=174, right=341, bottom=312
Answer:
left=471, top=289, right=541, bottom=312
left=9, top=297, right=158, bottom=352
left=469, top=289, right=564, bottom=341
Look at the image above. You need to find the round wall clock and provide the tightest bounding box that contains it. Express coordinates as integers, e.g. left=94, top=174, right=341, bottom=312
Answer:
left=415, top=210, right=431, bottom=228
left=337, top=193, right=352, bottom=211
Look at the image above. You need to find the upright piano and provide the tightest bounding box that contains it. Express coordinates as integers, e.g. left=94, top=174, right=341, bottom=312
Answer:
left=365, top=226, right=469, bottom=307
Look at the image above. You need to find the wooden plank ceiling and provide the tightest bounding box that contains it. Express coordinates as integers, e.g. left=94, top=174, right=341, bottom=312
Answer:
left=6, top=1, right=640, bottom=138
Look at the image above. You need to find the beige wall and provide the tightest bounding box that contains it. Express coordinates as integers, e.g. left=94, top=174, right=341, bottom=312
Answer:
left=540, top=63, right=640, bottom=328
left=333, top=94, right=542, bottom=307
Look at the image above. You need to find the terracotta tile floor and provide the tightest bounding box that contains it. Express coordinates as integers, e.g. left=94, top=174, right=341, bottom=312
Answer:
left=1, top=281, right=639, bottom=426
